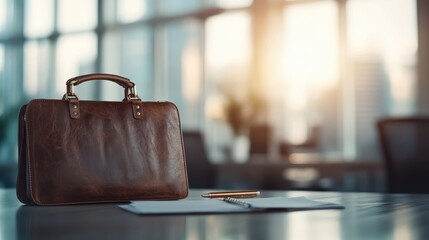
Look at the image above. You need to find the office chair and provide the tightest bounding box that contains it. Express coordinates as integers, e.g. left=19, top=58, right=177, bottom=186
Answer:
left=377, top=117, right=429, bottom=193
left=249, top=124, right=271, bottom=155
left=182, top=131, right=215, bottom=188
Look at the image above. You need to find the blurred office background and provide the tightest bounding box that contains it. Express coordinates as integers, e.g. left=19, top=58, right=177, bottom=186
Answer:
left=1, top=0, right=428, bottom=191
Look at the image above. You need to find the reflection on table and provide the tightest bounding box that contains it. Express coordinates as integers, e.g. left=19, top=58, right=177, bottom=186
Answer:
left=1, top=189, right=429, bottom=240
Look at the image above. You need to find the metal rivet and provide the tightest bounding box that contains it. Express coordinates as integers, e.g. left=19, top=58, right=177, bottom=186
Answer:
left=72, top=105, right=78, bottom=109
left=136, top=105, right=141, bottom=109
left=137, top=112, right=141, bottom=116
left=73, top=112, right=78, bottom=116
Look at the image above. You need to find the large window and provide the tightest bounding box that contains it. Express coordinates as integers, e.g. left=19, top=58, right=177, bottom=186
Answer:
left=346, top=0, right=417, bottom=158
left=281, top=0, right=339, bottom=151
left=204, top=11, right=253, bottom=159
left=24, top=0, right=54, bottom=38
left=56, top=33, right=98, bottom=98
left=163, top=19, right=203, bottom=129
left=0, top=0, right=419, bottom=164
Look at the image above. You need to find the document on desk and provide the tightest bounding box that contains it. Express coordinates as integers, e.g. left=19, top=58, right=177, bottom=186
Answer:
left=118, top=196, right=344, bottom=215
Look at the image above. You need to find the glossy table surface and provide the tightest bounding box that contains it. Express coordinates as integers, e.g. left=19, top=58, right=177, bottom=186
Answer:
left=1, top=189, right=429, bottom=240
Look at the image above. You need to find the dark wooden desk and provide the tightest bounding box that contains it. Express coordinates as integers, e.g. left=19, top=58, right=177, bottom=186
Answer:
left=1, top=189, right=429, bottom=239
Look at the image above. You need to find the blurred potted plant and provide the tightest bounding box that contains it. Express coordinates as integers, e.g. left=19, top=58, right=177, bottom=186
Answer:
left=222, top=90, right=265, bottom=162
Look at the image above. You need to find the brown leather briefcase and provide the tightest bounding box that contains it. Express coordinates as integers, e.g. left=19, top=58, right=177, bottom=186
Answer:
left=16, top=73, right=189, bottom=205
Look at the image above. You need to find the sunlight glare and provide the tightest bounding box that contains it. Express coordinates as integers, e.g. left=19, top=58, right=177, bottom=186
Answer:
left=24, top=42, right=39, bottom=95
left=182, top=41, right=201, bottom=103
left=56, top=33, right=97, bottom=95
left=393, top=208, right=413, bottom=240
left=281, top=1, right=338, bottom=144
left=206, top=12, right=251, bottom=72
left=287, top=82, right=307, bottom=111
left=24, top=0, right=54, bottom=37
left=0, top=0, right=5, bottom=31
left=216, top=0, right=252, bottom=8
left=282, top=1, right=338, bottom=91
left=286, top=211, right=341, bottom=240
left=347, top=0, right=417, bottom=114
left=118, top=0, right=147, bottom=23
left=58, top=0, right=97, bottom=32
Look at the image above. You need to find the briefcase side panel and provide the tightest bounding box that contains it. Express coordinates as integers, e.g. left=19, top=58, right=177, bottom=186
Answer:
left=23, top=99, right=188, bottom=205
left=153, top=101, right=189, bottom=198
left=16, top=104, right=36, bottom=205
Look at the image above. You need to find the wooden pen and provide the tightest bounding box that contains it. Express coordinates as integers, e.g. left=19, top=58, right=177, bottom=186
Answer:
left=201, top=190, right=260, bottom=199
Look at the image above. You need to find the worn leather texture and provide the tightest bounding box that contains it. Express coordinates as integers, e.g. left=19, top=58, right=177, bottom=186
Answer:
left=17, top=99, right=189, bottom=205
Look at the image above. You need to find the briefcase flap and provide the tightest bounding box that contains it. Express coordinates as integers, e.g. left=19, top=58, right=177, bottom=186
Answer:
left=18, top=74, right=189, bottom=205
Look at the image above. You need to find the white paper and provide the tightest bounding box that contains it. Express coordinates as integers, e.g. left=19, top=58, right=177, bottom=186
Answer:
left=244, top=196, right=344, bottom=209
left=119, top=199, right=252, bottom=214
left=118, top=196, right=344, bottom=215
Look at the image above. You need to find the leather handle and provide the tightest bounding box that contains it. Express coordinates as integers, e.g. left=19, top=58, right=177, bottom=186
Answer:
left=63, top=73, right=139, bottom=101
left=67, top=73, right=134, bottom=88
left=63, top=73, right=143, bottom=120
